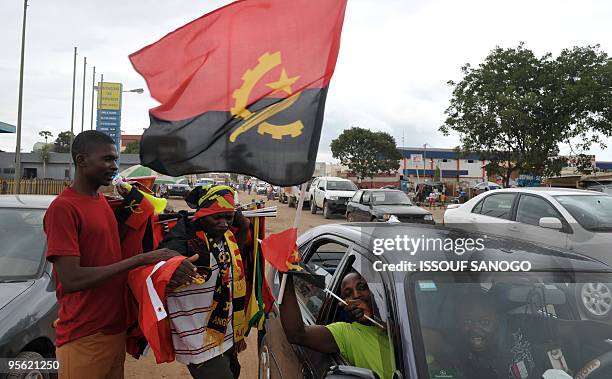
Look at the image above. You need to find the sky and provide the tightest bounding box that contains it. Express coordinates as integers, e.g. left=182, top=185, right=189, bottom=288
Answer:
left=0, top=0, right=611, bottom=164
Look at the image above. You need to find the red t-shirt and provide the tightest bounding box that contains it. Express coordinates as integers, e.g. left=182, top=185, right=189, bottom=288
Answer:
left=44, top=187, right=127, bottom=346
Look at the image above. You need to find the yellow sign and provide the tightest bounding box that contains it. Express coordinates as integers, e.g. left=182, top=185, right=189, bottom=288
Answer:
left=97, top=82, right=122, bottom=110
left=229, top=52, right=303, bottom=142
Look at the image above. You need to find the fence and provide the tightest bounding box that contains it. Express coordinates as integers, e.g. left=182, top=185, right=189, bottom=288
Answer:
left=0, top=179, right=69, bottom=195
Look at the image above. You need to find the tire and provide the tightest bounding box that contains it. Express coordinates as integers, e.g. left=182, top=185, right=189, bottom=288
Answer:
left=7, top=351, right=51, bottom=379
left=310, top=198, right=317, bottom=214
left=288, top=197, right=295, bottom=208
left=258, top=340, right=271, bottom=379
left=576, top=282, right=612, bottom=320
left=323, top=201, right=331, bottom=219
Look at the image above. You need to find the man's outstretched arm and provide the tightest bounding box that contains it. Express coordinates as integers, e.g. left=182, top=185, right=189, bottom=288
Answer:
left=279, top=274, right=339, bottom=354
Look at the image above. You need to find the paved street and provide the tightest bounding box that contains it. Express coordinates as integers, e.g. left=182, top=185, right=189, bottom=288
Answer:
left=124, top=191, right=444, bottom=378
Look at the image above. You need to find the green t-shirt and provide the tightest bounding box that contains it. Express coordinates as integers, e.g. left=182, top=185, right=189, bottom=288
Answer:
left=326, top=321, right=393, bottom=379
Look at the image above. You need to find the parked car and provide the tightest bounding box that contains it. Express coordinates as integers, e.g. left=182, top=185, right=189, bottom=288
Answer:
left=346, top=189, right=434, bottom=223
left=256, top=183, right=269, bottom=195
left=444, top=187, right=612, bottom=319
left=196, top=177, right=216, bottom=187
left=0, top=195, right=58, bottom=375
left=165, top=178, right=191, bottom=197
left=586, top=183, right=612, bottom=195
left=260, top=223, right=612, bottom=379
left=309, top=177, right=358, bottom=218
left=280, top=180, right=313, bottom=208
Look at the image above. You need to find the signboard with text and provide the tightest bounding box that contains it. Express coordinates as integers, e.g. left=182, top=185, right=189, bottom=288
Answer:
left=96, top=82, right=122, bottom=152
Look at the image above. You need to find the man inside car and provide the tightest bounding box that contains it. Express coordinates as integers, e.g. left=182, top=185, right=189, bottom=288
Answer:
left=280, top=271, right=393, bottom=379
left=427, top=290, right=612, bottom=378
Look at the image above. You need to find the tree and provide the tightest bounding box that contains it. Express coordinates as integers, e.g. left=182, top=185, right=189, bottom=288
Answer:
left=440, top=43, right=611, bottom=186
left=39, top=130, right=53, bottom=145
left=124, top=141, right=140, bottom=154
left=54, top=131, right=74, bottom=153
left=330, top=127, right=402, bottom=180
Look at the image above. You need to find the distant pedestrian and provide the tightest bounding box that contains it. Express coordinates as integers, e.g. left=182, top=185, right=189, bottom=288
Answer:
left=1, top=179, right=7, bottom=194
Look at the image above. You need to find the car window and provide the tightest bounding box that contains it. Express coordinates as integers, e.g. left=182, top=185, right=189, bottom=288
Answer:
left=325, top=253, right=396, bottom=377
left=554, top=195, right=612, bottom=232
left=408, top=272, right=612, bottom=379
left=0, top=208, right=46, bottom=280
left=474, top=193, right=516, bottom=219
left=294, top=240, right=349, bottom=318
left=471, top=199, right=484, bottom=214
left=372, top=191, right=412, bottom=205
left=516, top=195, right=562, bottom=226
left=361, top=192, right=371, bottom=204
left=327, top=180, right=358, bottom=191
left=351, top=190, right=363, bottom=202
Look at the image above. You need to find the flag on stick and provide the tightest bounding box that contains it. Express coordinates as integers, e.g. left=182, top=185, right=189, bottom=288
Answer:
left=130, top=0, right=348, bottom=186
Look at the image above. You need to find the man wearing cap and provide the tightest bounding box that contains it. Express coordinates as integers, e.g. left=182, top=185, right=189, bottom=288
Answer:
left=157, top=184, right=251, bottom=379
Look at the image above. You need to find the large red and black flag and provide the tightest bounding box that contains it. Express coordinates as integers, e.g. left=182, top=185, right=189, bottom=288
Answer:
left=130, top=0, right=347, bottom=186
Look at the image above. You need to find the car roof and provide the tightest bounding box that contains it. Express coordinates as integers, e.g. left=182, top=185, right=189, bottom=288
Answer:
left=360, top=189, right=402, bottom=192
left=0, top=194, right=56, bottom=209
left=315, top=176, right=351, bottom=181
left=493, top=187, right=604, bottom=196
left=303, top=223, right=610, bottom=272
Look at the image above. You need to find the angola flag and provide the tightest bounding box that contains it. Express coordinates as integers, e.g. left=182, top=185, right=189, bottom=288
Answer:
left=130, top=0, right=348, bottom=186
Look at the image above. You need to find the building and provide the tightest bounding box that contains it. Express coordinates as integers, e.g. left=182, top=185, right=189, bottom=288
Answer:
left=398, top=147, right=490, bottom=187
left=0, top=151, right=140, bottom=180
left=120, top=134, right=142, bottom=152
left=0, top=121, right=16, bottom=134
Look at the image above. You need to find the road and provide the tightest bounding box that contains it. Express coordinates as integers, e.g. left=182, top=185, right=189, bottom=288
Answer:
left=124, top=191, right=444, bottom=378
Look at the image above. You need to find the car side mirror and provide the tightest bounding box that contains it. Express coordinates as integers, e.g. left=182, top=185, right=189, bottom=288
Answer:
left=325, top=365, right=380, bottom=379
left=539, top=217, right=563, bottom=230
left=319, top=186, right=325, bottom=190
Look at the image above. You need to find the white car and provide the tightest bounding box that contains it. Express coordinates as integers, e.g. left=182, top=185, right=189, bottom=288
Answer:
left=444, top=187, right=612, bottom=319
left=309, top=177, right=358, bottom=218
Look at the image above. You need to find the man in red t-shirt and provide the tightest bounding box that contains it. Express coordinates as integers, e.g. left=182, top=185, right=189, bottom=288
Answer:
left=44, top=131, right=198, bottom=378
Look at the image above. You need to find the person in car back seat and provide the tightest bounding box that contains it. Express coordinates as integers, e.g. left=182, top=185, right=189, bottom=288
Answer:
left=280, top=271, right=393, bottom=379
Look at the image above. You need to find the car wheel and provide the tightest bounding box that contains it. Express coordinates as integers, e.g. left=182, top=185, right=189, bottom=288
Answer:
left=323, top=202, right=331, bottom=219
left=310, top=198, right=317, bottom=214
left=577, top=282, right=612, bottom=320
left=7, top=351, right=51, bottom=379
left=258, top=341, right=271, bottom=379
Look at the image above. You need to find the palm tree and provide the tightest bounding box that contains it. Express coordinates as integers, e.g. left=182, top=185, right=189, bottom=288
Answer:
left=38, top=131, right=53, bottom=178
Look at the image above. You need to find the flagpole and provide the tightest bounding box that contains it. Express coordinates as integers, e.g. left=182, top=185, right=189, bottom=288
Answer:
left=276, top=182, right=307, bottom=304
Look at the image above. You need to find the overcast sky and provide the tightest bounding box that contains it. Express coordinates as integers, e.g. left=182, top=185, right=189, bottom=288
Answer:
left=1, top=0, right=611, bottom=163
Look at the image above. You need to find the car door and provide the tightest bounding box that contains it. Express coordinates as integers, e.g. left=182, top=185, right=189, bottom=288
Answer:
left=346, top=190, right=363, bottom=221
left=359, top=191, right=374, bottom=221
left=266, top=237, right=352, bottom=379
left=507, top=194, right=569, bottom=250
left=468, top=193, right=518, bottom=235
left=315, top=180, right=326, bottom=208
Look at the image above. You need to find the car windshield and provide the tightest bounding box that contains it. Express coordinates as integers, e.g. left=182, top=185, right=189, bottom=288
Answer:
left=0, top=208, right=46, bottom=280
left=372, top=191, right=412, bottom=205
left=408, top=272, right=612, bottom=379
left=554, top=195, right=612, bottom=232
left=326, top=181, right=357, bottom=191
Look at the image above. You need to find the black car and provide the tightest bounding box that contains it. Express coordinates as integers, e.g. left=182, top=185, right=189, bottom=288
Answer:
left=0, top=195, right=58, bottom=376
left=346, top=189, right=434, bottom=223
left=260, top=223, right=612, bottom=379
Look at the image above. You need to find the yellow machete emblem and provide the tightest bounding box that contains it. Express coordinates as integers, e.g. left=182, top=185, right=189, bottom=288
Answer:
left=229, top=52, right=304, bottom=142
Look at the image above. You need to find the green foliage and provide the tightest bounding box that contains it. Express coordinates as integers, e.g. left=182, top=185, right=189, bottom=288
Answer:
left=53, top=131, right=74, bottom=153
left=330, top=127, right=402, bottom=180
left=38, top=130, right=53, bottom=144
left=124, top=141, right=140, bottom=154
left=441, top=43, right=611, bottom=185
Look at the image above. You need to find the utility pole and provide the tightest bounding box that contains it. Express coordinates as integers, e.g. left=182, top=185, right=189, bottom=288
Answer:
left=69, top=46, right=77, bottom=180
left=423, top=143, right=428, bottom=182
left=90, top=66, right=96, bottom=129
left=14, top=0, right=29, bottom=194
left=80, top=56, right=87, bottom=132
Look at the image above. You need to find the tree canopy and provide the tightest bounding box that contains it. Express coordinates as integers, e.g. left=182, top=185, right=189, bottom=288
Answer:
left=53, top=131, right=74, bottom=153
left=330, top=127, right=401, bottom=180
left=440, top=43, right=611, bottom=185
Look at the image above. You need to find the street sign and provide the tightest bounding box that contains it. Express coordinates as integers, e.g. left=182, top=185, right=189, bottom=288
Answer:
left=96, top=82, right=122, bottom=152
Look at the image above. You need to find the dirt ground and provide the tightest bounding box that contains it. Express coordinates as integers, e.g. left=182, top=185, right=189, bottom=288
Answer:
left=124, top=191, right=445, bottom=378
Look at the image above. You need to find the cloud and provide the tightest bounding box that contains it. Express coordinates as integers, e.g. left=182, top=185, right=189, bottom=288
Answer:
left=1, top=0, right=610, bottom=163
